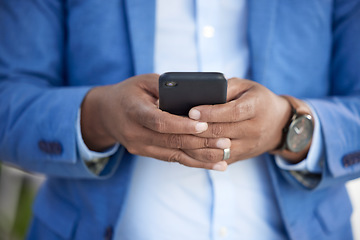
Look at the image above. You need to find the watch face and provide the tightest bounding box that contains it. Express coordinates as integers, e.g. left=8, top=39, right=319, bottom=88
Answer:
left=286, top=115, right=314, bottom=152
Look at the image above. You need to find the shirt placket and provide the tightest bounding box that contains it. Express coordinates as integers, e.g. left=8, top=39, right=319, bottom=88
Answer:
left=207, top=170, right=235, bottom=240
left=195, top=0, right=223, bottom=72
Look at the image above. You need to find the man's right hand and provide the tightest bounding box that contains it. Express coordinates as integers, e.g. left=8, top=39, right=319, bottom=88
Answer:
left=80, top=74, right=230, bottom=171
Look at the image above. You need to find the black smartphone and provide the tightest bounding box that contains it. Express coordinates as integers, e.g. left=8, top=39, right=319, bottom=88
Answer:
left=159, top=72, right=227, bottom=115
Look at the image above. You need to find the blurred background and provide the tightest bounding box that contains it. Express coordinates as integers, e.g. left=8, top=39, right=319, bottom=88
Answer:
left=0, top=162, right=359, bottom=240
left=0, top=164, right=44, bottom=240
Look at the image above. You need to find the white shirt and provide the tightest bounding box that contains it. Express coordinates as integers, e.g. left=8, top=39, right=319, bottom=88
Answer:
left=116, top=0, right=286, bottom=239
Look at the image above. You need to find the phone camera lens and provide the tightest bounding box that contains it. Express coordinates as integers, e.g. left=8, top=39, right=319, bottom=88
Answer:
left=165, top=81, right=177, bottom=87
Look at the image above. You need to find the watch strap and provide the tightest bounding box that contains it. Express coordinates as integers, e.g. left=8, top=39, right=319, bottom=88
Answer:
left=275, top=99, right=297, bottom=151
left=282, top=95, right=312, bottom=116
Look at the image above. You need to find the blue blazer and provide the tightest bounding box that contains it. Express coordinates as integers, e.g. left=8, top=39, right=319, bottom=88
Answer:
left=1, top=0, right=360, bottom=239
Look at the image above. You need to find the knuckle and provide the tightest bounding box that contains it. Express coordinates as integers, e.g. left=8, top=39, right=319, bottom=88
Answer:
left=205, top=150, right=218, bottom=162
left=211, top=124, right=224, bottom=137
left=233, top=103, right=243, bottom=120
left=203, top=138, right=210, bottom=148
left=152, top=115, right=166, bottom=132
left=167, top=151, right=182, bottom=163
left=234, top=102, right=254, bottom=120
left=168, top=134, right=183, bottom=148
left=246, top=101, right=256, bottom=117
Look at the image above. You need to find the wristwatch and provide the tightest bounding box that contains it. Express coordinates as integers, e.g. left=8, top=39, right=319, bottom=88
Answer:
left=277, top=96, right=314, bottom=153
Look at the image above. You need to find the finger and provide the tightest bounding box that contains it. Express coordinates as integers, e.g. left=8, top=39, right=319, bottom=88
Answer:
left=226, top=78, right=253, bottom=101
left=135, top=73, right=161, bottom=99
left=196, top=121, right=258, bottom=138
left=188, top=97, right=256, bottom=123
left=221, top=139, right=265, bottom=165
left=149, top=134, right=231, bottom=149
left=133, top=104, right=209, bottom=134
left=120, top=120, right=231, bottom=150
left=141, top=145, right=228, bottom=171
left=183, top=148, right=225, bottom=163
left=133, top=126, right=231, bottom=149
left=124, top=74, right=209, bottom=134
left=123, top=74, right=208, bottom=134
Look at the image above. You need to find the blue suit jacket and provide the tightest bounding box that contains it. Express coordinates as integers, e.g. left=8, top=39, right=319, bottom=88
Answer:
left=1, top=0, right=360, bottom=239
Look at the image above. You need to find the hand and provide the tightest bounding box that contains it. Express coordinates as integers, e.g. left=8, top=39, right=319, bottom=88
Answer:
left=80, top=74, right=230, bottom=170
left=184, top=78, right=297, bottom=164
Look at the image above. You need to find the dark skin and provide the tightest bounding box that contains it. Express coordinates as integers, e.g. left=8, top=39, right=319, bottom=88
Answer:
left=81, top=74, right=312, bottom=171
left=185, top=78, right=312, bottom=164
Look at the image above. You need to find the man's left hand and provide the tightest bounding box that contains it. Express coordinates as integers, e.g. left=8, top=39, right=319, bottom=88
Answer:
left=183, top=78, right=293, bottom=165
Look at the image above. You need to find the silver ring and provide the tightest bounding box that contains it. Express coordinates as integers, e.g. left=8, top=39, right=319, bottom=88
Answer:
left=223, top=148, right=230, bottom=160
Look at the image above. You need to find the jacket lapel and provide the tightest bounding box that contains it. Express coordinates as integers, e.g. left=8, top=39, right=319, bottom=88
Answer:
left=248, top=0, right=278, bottom=84
left=124, top=0, right=155, bottom=74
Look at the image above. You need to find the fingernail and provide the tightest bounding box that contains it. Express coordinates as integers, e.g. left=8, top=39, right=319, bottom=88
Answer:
left=212, top=161, right=228, bottom=171
left=189, top=109, right=201, bottom=120
left=195, top=122, right=208, bottom=133
left=216, top=138, right=231, bottom=149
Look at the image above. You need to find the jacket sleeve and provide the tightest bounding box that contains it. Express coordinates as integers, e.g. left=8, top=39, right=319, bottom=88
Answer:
left=0, top=0, right=122, bottom=178
left=281, top=0, right=360, bottom=190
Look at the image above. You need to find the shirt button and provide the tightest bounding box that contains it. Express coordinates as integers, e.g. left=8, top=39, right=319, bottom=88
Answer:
left=203, top=25, right=215, bottom=38
left=219, top=226, right=228, bottom=238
